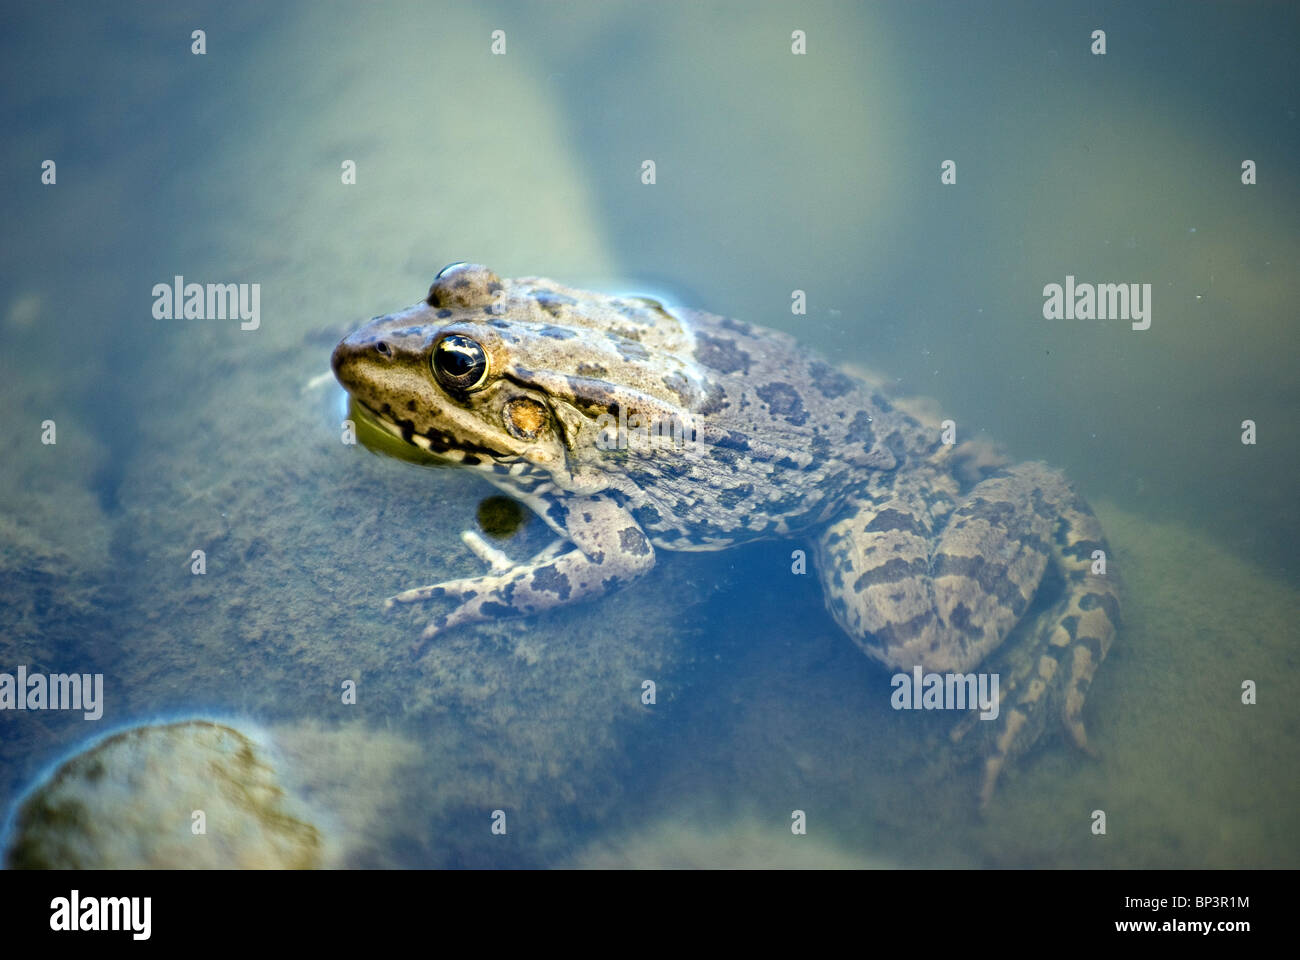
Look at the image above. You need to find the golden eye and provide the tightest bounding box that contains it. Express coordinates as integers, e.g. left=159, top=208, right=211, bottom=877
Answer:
left=432, top=335, right=489, bottom=392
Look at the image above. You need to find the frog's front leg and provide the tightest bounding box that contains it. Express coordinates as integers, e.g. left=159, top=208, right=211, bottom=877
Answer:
left=387, top=493, right=654, bottom=658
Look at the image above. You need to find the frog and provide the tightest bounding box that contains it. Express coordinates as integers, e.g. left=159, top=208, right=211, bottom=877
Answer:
left=331, top=263, right=1120, bottom=808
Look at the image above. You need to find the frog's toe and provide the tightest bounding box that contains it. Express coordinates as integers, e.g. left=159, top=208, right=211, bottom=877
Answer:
left=1062, top=682, right=1101, bottom=757
left=978, top=711, right=1027, bottom=812
left=460, top=529, right=516, bottom=574
left=405, top=611, right=453, bottom=659
left=1067, top=718, right=1100, bottom=758
left=385, top=584, right=449, bottom=608
left=1056, top=601, right=1118, bottom=755
left=974, top=651, right=1062, bottom=811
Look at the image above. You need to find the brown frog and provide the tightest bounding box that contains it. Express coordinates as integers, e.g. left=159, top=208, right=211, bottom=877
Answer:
left=332, top=263, right=1120, bottom=807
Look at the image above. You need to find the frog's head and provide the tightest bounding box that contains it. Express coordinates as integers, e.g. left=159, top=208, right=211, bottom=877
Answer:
left=331, top=263, right=706, bottom=490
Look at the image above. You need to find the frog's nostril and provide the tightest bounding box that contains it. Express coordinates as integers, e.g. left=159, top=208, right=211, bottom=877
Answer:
left=375, top=341, right=392, bottom=357
left=330, top=339, right=348, bottom=377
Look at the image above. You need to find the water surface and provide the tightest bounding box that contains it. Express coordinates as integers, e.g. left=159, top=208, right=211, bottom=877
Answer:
left=1, top=0, right=1296, bottom=868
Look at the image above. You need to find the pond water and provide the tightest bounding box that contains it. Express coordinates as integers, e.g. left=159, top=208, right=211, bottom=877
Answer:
left=1, top=0, right=1296, bottom=868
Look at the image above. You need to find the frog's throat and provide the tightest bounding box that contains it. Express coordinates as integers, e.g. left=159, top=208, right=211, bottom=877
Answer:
left=354, top=399, right=521, bottom=467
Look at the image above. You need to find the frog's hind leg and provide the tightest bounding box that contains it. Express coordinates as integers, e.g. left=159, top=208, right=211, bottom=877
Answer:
left=957, top=479, right=1121, bottom=808
left=816, top=463, right=1059, bottom=676
left=1042, top=489, right=1120, bottom=753
left=816, top=461, right=1117, bottom=809
left=955, top=593, right=1066, bottom=810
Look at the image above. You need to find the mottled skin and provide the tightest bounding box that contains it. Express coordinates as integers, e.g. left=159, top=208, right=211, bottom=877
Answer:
left=332, top=263, right=1120, bottom=807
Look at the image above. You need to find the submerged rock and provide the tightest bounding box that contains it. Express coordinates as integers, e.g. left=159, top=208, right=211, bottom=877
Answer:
left=4, top=719, right=324, bottom=869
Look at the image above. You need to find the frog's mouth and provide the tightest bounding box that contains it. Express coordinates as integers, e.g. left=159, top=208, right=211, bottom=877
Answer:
left=351, top=397, right=519, bottom=467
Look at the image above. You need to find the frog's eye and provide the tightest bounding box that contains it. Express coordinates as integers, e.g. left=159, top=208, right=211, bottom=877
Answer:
left=432, top=335, right=490, bottom=392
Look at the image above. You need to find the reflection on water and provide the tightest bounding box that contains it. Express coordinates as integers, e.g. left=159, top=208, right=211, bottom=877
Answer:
left=0, top=0, right=1296, bottom=868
